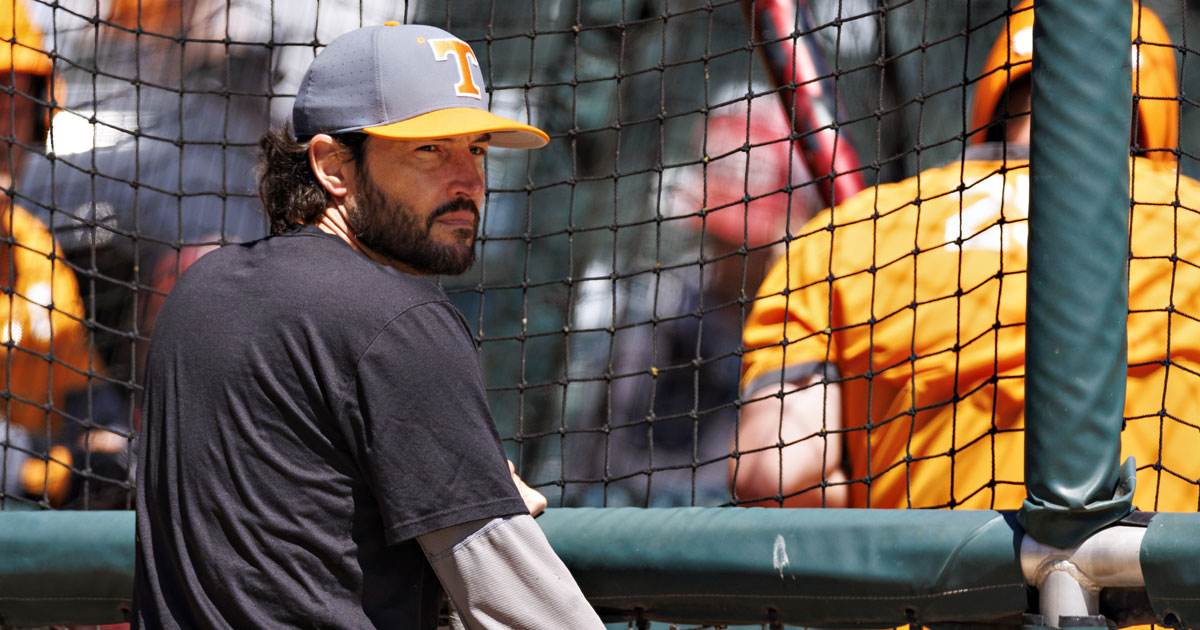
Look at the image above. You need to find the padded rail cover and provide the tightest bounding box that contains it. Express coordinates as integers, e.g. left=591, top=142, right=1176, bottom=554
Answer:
left=1020, top=0, right=1135, bottom=549
left=5, top=508, right=1200, bottom=627
left=0, top=510, right=135, bottom=626
left=538, top=507, right=1028, bottom=627
left=1, top=507, right=1029, bottom=627
left=1140, top=512, right=1200, bottom=629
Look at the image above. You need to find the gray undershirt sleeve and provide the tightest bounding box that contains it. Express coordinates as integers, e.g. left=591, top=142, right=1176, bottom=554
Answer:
left=417, top=514, right=605, bottom=630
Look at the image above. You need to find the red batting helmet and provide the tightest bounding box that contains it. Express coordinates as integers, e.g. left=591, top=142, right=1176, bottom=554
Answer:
left=675, top=99, right=817, bottom=248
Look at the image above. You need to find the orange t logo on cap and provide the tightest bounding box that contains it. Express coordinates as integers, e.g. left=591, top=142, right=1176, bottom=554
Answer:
left=428, top=38, right=482, bottom=100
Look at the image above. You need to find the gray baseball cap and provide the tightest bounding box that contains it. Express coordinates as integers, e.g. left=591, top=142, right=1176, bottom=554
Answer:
left=293, top=22, right=548, bottom=149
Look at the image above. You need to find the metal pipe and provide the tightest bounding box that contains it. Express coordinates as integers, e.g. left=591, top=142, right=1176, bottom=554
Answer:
left=1020, top=526, right=1146, bottom=627
left=1040, top=568, right=1099, bottom=625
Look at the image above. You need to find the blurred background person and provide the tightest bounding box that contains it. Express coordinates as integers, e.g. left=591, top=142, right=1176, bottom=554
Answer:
left=564, top=96, right=821, bottom=506
left=0, top=0, right=122, bottom=508
left=18, top=0, right=399, bottom=421
left=9, top=0, right=400, bottom=508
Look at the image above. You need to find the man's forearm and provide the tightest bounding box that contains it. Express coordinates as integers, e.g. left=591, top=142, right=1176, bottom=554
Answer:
left=732, top=375, right=848, bottom=507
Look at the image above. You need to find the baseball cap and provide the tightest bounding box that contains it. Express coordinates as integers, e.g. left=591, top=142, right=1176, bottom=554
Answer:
left=293, top=22, right=548, bottom=149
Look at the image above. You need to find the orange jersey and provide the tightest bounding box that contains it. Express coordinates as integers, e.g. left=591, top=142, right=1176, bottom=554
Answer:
left=742, top=153, right=1200, bottom=511
left=1, top=201, right=94, bottom=434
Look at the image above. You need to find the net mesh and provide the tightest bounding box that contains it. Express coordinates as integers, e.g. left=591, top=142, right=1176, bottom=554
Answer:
left=0, top=0, right=1197, bottom=602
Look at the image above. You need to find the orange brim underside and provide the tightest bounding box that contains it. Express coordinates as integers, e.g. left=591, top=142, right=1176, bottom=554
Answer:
left=364, top=107, right=549, bottom=149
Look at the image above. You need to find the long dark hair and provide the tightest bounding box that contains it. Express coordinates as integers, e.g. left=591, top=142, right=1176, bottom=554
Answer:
left=257, top=126, right=368, bottom=235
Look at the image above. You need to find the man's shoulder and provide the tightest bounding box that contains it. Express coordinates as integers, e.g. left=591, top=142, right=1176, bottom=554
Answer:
left=164, top=228, right=456, bottom=338
left=190, top=227, right=446, bottom=298
left=796, top=153, right=1020, bottom=237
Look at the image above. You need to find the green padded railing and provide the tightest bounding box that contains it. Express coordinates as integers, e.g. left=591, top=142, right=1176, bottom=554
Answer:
left=1019, top=0, right=1135, bottom=549
left=2, top=508, right=1198, bottom=627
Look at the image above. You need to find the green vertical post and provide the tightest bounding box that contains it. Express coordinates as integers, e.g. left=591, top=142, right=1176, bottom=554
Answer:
left=1019, top=0, right=1136, bottom=549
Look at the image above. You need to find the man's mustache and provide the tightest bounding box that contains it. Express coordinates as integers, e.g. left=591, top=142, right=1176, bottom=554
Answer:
left=427, top=198, right=480, bottom=229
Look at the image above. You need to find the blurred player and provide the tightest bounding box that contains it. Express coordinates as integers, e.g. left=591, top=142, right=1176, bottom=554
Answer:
left=134, top=23, right=603, bottom=629
left=565, top=98, right=819, bottom=507
left=734, top=1, right=1200, bottom=512
left=0, top=0, right=119, bottom=507
left=682, top=99, right=821, bottom=266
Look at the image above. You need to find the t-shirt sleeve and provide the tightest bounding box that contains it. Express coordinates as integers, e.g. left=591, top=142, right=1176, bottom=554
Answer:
left=741, top=214, right=840, bottom=397
left=350, top=300, right=526, bottom=544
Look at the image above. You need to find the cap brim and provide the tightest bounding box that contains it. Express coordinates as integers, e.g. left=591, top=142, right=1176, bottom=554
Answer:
left=363, top=107, right=549, bottom=149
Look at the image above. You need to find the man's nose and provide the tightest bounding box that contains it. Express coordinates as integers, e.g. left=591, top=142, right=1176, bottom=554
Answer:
left=447, top=150, right=485, bottom=200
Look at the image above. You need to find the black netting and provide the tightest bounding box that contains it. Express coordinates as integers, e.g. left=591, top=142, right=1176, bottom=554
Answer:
left=0, top=0, right=1196, bottom=541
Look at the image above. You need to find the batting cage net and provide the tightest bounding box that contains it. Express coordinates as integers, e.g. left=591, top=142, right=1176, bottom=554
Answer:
left=2, top=0, right=1200, bottom=627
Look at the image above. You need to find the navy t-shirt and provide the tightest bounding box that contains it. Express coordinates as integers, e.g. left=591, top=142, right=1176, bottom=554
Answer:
left=133, top=225, right=526, bottom=629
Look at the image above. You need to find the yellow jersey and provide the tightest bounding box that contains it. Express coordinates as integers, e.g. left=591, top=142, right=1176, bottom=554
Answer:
left=1, top=201, right=94, bottom=435
left=743, top=154, right=1200, bottom=511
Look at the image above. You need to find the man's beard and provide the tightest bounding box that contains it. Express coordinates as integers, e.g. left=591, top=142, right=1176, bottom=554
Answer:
left=346, top=167, right=479, bottom=276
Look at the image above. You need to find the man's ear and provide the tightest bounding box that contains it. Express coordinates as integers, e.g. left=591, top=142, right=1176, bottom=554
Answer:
left=309, top=134, right=358, bottom=199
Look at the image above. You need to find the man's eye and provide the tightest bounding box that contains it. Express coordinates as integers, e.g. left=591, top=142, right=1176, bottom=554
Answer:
left=416, top=145, right=438, bottom=152
left=470, top=146, right=488, bottom=156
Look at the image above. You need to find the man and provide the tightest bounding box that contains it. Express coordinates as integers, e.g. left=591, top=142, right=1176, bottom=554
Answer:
left=133, top=23, right=605, bottom=629
left=734, top=1, right=1200, bottom=512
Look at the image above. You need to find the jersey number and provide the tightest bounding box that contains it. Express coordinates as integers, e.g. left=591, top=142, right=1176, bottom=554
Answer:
left=944, top=171, right=1029, bottom=253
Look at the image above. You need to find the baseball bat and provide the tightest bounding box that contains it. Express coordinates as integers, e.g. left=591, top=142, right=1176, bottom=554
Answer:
left=743, top=0, right=867, bottom=208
